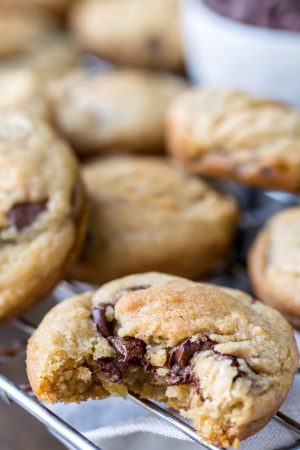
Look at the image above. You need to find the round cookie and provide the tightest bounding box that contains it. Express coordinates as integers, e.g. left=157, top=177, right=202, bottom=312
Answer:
left=0, top=32, right=80, bottom=84
left=27, top=273, right=299, bottom=448
left=49, top=69, right=188, bottom=155
left=0, top=0, right=75, bottom=17
left=0, top=112, right=87, bottom=321
left=0, top=6, right=54, bottom=57
left=166, top=88, right=300, bottom=192
left=249, top=207, right=300, bottom=329
left=69, top=156, right=238, bottom=283
left=70, top=0, right=183, bottom=71
left=0, top=69, right=49, bottom=119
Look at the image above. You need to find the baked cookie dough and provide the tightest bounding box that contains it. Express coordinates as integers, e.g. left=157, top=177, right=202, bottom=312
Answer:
left=249, top=207, right=300, bottom=329
left=0, top=69, right=49, bottom=119
left=0, top=112, right=87, bottom=321
left=27, top=272, right=299, bottom=448
left=49, top=69, right=187, bottom=155
left=0, top=32, right=80, bottom=84
left=166, top=88, right=300, bottom=192
left=69, top=156, right=238, bottom=283
left=70, top=0, right=183, bottom=71
left=0, top=0, right=74, bottom=17
left=0, top=6, right=53, bottom=57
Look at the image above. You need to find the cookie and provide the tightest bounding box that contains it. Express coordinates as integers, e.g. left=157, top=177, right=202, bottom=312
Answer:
left=0, top=112, right=87, bottom=321
left=1, top=32, right=79, bottom=84
left=248, top=207, right=300, bottom=329
left=70, top=0, right=183, bottom=71
left=0, top=0, right=74, bottom=17
left=49, top=69, right=187, bottom=155
left=69, top=156, right=238, bottom=283
left=27, top=272, right=299, bottom=448
left=166, top=88, right=300, bottom=192
left=0, top=6, right=53, bottom=57
left=0, top=69, right=49, bottom=119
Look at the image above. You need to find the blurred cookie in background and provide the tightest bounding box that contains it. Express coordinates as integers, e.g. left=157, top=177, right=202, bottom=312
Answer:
left=166, top=88, right=300, bottom=192
left=248, top=207, right=300, bottom=330
left=0, top=31, right=80, bottom=84
left=49, top=69, right=188, bottom=155
left=70, top=0, right=183, bottom=71
left=0, top=69, right=49, bottom=119
left=0, top=111, right=87, bottom=321
left=0, top=0, right=75, bottom=17
left=0, top=5, right=54, bottom=57
left=69, top=155, right=239, bottom=284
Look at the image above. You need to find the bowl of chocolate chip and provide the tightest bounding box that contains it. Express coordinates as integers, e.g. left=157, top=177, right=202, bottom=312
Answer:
left=181, top=0, right=300, bottom=105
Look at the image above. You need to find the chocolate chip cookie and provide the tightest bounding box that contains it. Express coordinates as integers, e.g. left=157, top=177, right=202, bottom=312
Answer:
left=0, top=69, right=49, bottom=119
left=49, top=69, right=187, bottom=155
left=1, top=32, right=79, bottom=84
left=70, top=0, right=183, bottom=71
left=0, top=112, right=87, bottom=321
left=1, top=0, right=74, bottom=17
left=69, top=156, right=238, bottom=283
left=249, top=207, right=300, bottom=329
left=166, top=88, right=300, bottom=192
left=0, top=6, right=53, bottom=57
left=27, top=273, right=299, bottom=448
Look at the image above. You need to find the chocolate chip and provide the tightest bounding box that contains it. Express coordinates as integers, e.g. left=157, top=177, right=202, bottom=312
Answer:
left=97, top=359, right=122, bottom=383
left=168, top=335, right=216, bottom=369
left=91, top=305, right=114, bottom=338
left=147, top=36, right=162, bottom=53
left=7, top=198, right=48, bottom=231
left=108, top=336, right=146, bottom=364
left=167, top=364, right=199, bottom=386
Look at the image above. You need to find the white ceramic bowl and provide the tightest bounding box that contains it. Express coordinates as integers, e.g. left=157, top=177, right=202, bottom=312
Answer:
left=180, top=0, right=300, bottom=105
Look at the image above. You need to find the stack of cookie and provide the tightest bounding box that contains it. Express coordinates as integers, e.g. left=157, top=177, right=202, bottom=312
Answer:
left=0, top=1, right=299, bottom=448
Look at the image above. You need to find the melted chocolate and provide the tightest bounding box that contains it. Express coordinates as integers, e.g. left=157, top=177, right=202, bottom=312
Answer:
left=168, top=335, right=215, bottom=369
left=7, top=199, right=48, bottom=231
left=91, top=285, right=151, bottom=338
left=107, top=337, right=146, bottom=364
left=91, top=305, right=114, bottom=338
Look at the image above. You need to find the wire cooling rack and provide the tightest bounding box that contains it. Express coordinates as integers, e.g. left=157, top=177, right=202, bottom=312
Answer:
left=1, top=189, right=300, bottom=450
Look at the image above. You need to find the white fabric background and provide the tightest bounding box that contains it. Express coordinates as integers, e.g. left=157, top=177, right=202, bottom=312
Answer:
left=51, top=333, right=300, bottom=450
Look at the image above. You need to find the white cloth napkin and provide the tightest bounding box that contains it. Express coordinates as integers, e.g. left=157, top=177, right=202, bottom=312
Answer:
left=51, top=333, right=300, bottom=450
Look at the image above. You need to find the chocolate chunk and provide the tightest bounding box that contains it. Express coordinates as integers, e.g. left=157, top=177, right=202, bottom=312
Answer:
left=147, top=36, right=162, bottom=53
left=91, top=305, right=114, bottom=338
left=97, top=359, right=122, bottom=383
left=168, top=335, right=215, bottom=369
left=108, top=336, right=146, bottom=364
left=167, top=364, right=199, bottom=386
left=7, top=198, right=48, bottom=231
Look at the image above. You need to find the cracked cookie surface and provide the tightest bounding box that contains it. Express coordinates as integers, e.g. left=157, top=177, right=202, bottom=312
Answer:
left=70, top=0, right=183, bottom=71
left=0, top=112, right=87, bottom=320
left=249, top=207, right=300, bottom=329
left=27, top=272, right=299, bottom=448
left=49, top=69, right=187, bottom=155
left=69, top=155, right=238, bottom=283
left=166, top=88, right=300, bottom=192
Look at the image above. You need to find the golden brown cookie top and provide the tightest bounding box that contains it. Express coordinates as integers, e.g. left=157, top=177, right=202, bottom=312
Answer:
left=49, top=69, right=187, bottom=154
left=92, top=273, right=297, bottom=377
